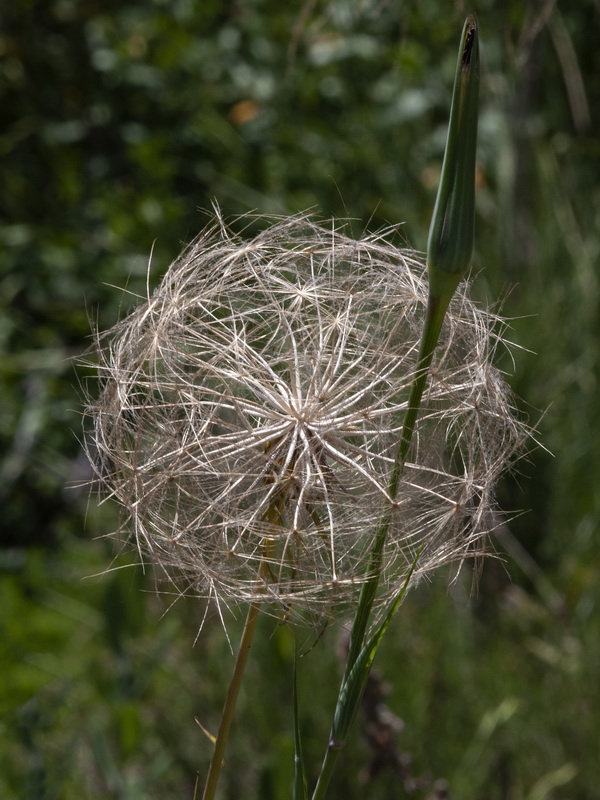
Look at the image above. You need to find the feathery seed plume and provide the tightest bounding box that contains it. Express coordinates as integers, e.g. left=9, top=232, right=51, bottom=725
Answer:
left=86, top=212, right=524, bottom=621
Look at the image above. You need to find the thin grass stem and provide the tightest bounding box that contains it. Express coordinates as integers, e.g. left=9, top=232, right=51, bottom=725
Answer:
left=201, top=598, right=262, bottom=800
left=202, top=499, right=282, bottom=800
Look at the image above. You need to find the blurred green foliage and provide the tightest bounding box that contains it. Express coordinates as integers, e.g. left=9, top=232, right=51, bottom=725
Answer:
left=1, top=1, right=599, bottom=797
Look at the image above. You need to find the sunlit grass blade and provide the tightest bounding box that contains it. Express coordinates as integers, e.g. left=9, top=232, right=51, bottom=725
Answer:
left=292, top=652, right=308, bottom=800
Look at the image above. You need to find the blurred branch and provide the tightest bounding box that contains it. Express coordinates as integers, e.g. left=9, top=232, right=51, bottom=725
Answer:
left=287, top=0, right=319, bottom=75
left=493, top=523, right=565, bottom=618
left=516, top=0, right=557, bottom=67
left=547, top=9, right=591, bottom=133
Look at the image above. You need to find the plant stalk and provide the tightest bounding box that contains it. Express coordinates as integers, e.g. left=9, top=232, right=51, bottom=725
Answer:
left=346, top=290, right=449, bottom=668
left=202, top=490, right=283, bottom=800
left=313, top=16, right=480, bottom=790
left=201, top=598, right=262, bottom=800
left=312, top=293, right=449, bottom=800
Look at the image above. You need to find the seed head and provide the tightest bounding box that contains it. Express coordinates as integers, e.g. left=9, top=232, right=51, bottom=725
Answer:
left=86, top=212, right=525, bottom=620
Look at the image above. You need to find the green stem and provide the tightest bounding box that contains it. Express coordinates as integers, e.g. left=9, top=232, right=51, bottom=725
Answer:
left=312, top=15, right=479, bottom=792
left=201, top=599, right=262, bottom=800
left=346, top=290, right=450, bottom=667
left=310, top=740, right=341, bottom=800
left=312, top=292, right=451, bottom=800
left=202, top=491, right=283, bottom=800
left=397, top=291, right=451, bottom=470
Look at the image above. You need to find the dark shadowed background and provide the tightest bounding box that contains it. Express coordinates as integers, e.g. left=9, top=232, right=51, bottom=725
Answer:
left=1, top=2, right=599, bottom=798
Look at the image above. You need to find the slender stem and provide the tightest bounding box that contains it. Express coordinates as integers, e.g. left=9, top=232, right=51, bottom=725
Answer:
left=312, top=292, right=452, bottom=800
left=202, top=599, right=262, bottom=800
left=313, top=16, right=479, bottom=793
left=202, top=489, right=282, bottom=800
left=311, top=740, right=340, bottom=800
left=396, top=292, right=450, bottom=471
left=346, top=291, right=449, bottom=667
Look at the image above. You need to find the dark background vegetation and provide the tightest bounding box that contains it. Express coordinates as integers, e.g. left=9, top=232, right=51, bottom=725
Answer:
left=1, top=1, right=599, bottom=798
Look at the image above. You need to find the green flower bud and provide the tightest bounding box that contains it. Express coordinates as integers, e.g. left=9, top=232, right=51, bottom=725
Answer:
left=427, top=15, right=480, bottom=301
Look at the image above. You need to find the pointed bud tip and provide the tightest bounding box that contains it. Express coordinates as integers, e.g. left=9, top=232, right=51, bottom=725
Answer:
left=426, top=15, right=480, bottom=300
left=461, top=17, right=478, bottom=69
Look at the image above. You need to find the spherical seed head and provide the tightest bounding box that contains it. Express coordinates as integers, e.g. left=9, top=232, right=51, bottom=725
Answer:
left=87, top=213, right=525, bottom=620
